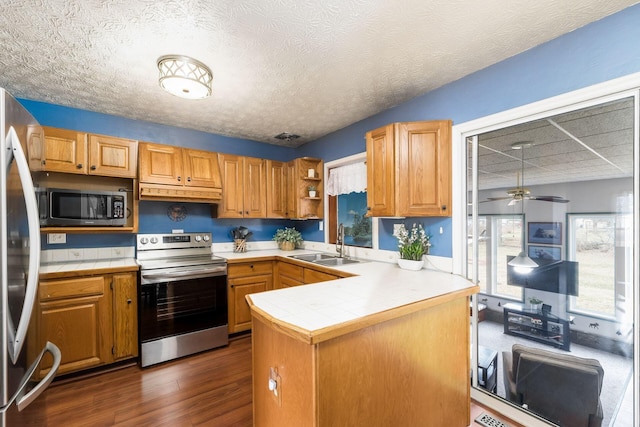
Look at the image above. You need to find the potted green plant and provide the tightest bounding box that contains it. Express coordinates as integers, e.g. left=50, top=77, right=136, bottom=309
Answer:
left=393, top=223, right=431, bottom=270
left=308, top=185, right=317, bottom=198
left=528, top=297, right=543, bottom=311
left=273, top=227, right=303, bottom=251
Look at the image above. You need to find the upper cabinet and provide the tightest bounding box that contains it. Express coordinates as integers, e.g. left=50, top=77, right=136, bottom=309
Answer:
left=366, top=120, right=451, bottom=217
left=217, top=154, right=266, bottom=218
left=29, top=127, right=138, bottom=178
left=266, top=160, right=288, bottom=218
left=138, top=142, right=222, bottom=203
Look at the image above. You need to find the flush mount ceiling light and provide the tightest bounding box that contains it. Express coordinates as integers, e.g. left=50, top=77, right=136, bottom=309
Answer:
left=157, top=55, right=212, bottom=99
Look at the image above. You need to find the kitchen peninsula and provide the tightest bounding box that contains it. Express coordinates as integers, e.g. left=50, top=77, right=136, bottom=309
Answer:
left=245, top=257, right=479, bottom=427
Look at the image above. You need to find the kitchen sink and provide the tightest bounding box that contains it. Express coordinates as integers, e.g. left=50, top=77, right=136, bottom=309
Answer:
left=288, top=253, right=363, bottom=266
left=313, top=257, right=361, bottom=266
left=288, top=253, right=339, bottom=262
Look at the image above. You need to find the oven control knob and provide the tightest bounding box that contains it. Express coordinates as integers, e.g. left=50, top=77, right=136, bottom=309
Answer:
left=150, top=237, right=158, bottom=244
left=203, top=235, right=210, bottom=242
left=139, top=237, right=149, bottom=245
left=195, top=235, right=202, bottom=242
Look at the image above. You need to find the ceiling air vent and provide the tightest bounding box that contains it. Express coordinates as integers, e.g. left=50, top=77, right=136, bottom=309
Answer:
left=274, top=132, right=300, bottom=142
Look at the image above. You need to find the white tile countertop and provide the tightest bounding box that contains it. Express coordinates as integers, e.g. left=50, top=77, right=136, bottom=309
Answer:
left=39, top=246, right=138, bottom=276
left=226, top=248, right=479, bottom=344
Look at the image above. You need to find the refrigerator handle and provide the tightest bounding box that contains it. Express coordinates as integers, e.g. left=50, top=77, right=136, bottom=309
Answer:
left=5, top=126, right=41, bottom=364
left=13, top=342, right=61, bottom=412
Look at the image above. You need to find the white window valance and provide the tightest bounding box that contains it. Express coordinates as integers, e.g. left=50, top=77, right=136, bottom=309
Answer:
left=326, top=162, right=367, bottom=196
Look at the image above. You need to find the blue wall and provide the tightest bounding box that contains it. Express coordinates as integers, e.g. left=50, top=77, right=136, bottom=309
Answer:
left=298, top=4, right=640, bottom=257
left=30, top=4, right=640, bottom=255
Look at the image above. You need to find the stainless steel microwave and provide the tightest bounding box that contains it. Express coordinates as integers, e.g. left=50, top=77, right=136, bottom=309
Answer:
left=36, top=188, right=127, bottom=226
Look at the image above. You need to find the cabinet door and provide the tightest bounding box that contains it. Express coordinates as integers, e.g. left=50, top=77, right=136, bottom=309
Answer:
left=27, top=125, right=45, bottom=171
left=182, top=148, right=222, bottom=188
left=139, top=142, right=183, bottom=185
left=89, top=134, right=138, bottom=178
left=243, top=156, right=267, bottom=218
left=266, top=160, right=287, bottom=218
left=37, top=276, right=111, bottom=377
left=397, top=121, right=451, bottom=217
left=39, top=127, right=88, bottom=174
left=112, top=273, right=138, bottom=360
left=218, top=153, right=245, bottom=218
left=303, top=268, right=338, bottom=284
left=228, top=274, right=272, bottom=333
left=285, top=161, right=297, bottom=218
left=366, top=124, right=395, bottom=216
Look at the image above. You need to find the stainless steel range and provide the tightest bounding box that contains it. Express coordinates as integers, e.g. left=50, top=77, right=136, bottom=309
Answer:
left=136, top=232, right=228, bottom=367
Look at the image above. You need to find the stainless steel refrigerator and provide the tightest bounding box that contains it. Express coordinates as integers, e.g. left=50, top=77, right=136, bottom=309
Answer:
left=0, top=88, right=61, bottom=426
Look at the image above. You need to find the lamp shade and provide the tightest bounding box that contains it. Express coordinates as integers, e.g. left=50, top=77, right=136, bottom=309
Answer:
left=508, top=251, right=538, bottom=274
left=157, top=55, right=212, bottom=99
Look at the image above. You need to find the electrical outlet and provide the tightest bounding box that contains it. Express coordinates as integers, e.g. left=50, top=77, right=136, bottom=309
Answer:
left=47, top=233, right=66, bottom=244
left=319, top=221, right=324, bottom=231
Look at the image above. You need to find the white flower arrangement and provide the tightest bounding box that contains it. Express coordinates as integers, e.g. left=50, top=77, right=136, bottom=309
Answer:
left=393, top=223, right=431, bottom=261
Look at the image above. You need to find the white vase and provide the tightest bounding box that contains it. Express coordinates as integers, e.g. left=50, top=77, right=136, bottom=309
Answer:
left=308, top=191, right=317, bottom=198
left=397, top=258, right=424, bottom=271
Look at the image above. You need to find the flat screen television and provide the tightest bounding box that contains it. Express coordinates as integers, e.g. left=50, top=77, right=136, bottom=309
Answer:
left=506, top=257, right=579, bottom=296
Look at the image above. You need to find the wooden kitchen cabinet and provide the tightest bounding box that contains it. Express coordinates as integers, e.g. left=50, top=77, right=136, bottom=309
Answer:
left=266, top=160, right=288, bottom=218
left=35, top=275, right=112, bottom=377
left=228, top=261, right=273, bottom=333
left=31, top=269, right=139, bottom=378
left=285, top=157, right=324, bottom=219
left=274, top=260, right=304, bottom=289
left=29, top=126, right=138, bottom=178
left=138, top=142, right=222, bottom=202
left=112, top=272, right=138, bottom=360
left=366, top=120, right=452, bottom=217
left=217, top=153, right=266, bottom=218
left=303, top=268, right=338, bottom=284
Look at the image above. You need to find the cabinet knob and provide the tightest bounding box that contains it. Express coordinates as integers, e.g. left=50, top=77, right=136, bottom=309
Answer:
left=42, top=159, right=46, bottom=165
left=366, top=207, right=371, bottom=210
left=177, top=176, right=181, bottom=182
left=245, top=211, right=249, bottom=215
left=91, top=165, right=97, bottom=170
left=250, top=264, right=254, bottom=269
left=441, top=205, right=447, bottom=211
left=127, top=299, right=132, bottom=304
left=76, top=163, right=83, bottom=169
left=187, top=177, right=191, bottom=182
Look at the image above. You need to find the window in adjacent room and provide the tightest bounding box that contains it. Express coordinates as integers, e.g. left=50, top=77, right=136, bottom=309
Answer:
left=567, top=211, right=632, bottom=317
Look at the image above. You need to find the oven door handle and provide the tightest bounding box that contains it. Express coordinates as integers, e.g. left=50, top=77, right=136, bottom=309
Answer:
left=142, top=266, right=227, bottom=282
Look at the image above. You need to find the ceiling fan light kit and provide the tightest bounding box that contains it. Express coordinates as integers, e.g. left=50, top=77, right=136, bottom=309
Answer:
left=481, top=141, right=569, bottom=205
left=157, top=55, right=213, bottom=99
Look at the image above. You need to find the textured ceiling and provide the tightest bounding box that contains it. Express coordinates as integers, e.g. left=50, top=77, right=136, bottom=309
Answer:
left=0, top=1, right=638, bottom=147
left=473, top=97, right=635, bottom=190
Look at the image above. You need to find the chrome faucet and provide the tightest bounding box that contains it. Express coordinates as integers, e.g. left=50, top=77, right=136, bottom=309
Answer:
left=336, top=223, right=345, bottom=258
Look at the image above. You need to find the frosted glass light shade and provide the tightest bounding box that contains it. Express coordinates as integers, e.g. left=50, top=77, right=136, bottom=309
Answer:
left=508, top=251, right=538, bottom=274
left=157, top=55, right=212, bottom=99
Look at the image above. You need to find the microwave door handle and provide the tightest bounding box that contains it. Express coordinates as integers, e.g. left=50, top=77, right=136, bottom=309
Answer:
left=11, top=342, right=61, bottom=411
left=5, top=127, right=41, bottom=364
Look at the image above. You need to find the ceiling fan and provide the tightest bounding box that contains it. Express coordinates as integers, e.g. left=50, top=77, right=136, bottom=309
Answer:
left=481, top=142, right=569, bottom=206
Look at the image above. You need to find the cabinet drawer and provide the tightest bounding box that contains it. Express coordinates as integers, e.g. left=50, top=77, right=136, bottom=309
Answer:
left=39, top=276, right=105, bottom=301
left=228, top=261, right=272, bottom=278
left=304, top=268, right=338, bottom=284
left=278, top=261, right=303, bottom=281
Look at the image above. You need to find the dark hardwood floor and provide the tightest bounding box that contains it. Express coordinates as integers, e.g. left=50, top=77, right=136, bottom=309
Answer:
left=17, top=334, right=517, bottom=426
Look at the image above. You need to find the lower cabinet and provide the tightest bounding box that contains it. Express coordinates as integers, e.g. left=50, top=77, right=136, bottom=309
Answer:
left=33, top=270, right=138, bottom=378
left=228, top=261, right=273, bottom=333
